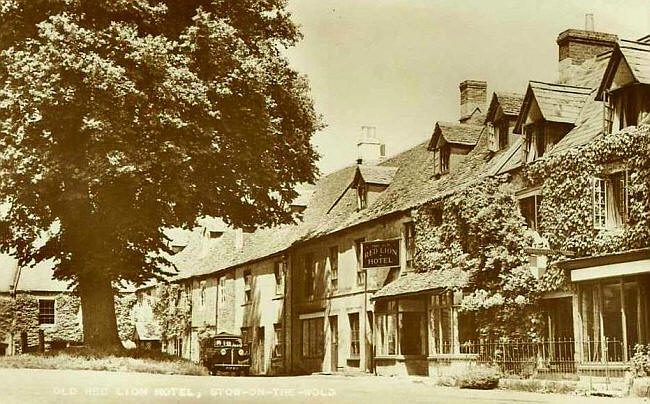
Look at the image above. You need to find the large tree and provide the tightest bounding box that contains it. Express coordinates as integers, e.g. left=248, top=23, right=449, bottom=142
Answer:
left=0, top=1, right=320, bottom=348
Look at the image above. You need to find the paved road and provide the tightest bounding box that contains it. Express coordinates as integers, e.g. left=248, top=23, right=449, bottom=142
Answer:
left=0, top=369, right=645, bottom=404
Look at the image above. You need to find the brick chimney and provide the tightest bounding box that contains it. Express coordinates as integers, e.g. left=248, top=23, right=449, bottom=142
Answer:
left=459, top=80, right=487, bottom=124
left=357, top=126, right=385, bottom=165
left=557, top=15, right=617, bottom=84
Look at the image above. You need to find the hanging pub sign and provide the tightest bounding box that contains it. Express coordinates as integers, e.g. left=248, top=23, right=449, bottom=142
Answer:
left=362, top=239, right=400, bottom=269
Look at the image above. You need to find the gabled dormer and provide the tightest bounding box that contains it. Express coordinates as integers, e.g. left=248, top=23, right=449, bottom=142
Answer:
left=351, top=165, right=398, bottom=210
left=428, top=122, right=483, bottom=175
left=514, top=81, right=591, bottom=163
left=484, top=92, right=524, bottom=152
left=596, top=40, right=650, bottom=134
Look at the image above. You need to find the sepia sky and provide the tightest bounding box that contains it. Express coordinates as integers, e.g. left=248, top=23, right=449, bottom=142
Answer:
left=285, top=0, right=650, bottom=175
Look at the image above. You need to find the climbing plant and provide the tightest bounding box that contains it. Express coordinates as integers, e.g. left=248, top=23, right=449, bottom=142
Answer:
left=526, top=124, right=650, bottom=292
left=152, top=283, right=192, bottom=343
left=413, top=124, right=650, bottom=338
left=413, top=176, right=540, bottom=338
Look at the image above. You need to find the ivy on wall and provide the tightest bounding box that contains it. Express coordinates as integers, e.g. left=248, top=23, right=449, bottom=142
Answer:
left=526, top=124, right=650, bottom=292
left=47, top=294, right=82, bottom=343
left=412, top=125, right=650, bottom=338
left=152, top=283, right=192, bottom=343
left=115, top=293, right=137, bottom=342
left=413, top=176, right=540, bottom=338
left=0, top=291, right=139, bottom=346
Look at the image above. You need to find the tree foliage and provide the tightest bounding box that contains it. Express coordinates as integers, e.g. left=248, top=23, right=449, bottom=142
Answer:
left=0, top=0, right=320, bottom=285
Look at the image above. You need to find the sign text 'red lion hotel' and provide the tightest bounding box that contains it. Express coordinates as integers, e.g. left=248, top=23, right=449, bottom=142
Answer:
left=362, top=239, right=400, bottom=268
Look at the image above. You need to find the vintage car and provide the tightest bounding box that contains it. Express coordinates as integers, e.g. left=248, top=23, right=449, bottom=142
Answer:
left=202, top=332, right=251, bottom=375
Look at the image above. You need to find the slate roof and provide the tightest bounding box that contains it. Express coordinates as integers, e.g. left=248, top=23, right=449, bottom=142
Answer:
left=357, top=165, right=399, bottom=186
left=0, top=255, right=70, bottom=293
left=371, top=269, right=469, bottom=300
left=484, top=92, right=524, bottom=124
left=514, top=81, right=592, bottom=133
left=170, top=223, right=296, bottom=281
left=429, top=121, right=484, bottom=149
left=165, top=122, right=495, bottom=284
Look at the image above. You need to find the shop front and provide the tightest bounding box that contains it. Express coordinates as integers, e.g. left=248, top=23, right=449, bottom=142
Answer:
left=559, top=248, right=650, bottom=371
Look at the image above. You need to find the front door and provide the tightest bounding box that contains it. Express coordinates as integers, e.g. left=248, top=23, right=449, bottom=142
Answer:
left=329, top=316, right=338, bottom=372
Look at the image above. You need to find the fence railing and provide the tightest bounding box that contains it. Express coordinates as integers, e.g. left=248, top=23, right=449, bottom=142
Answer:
left=435, top=338, right=632, bottom=379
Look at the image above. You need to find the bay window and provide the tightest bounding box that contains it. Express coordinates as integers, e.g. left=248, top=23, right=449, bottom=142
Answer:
left=430, top=292, right=455, bottom=354
left=375, top=297, right=427, bottom=357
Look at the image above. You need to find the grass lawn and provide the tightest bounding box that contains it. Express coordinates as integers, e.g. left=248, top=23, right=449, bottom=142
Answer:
left=0, top=347, right=209, bottom=376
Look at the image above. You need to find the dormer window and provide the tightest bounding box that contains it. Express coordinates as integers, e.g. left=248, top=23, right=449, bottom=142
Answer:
left=516, top=82, right=590, bottom=164
left=598, top=41, right=650, bottom=134
left=433, top=146, right=450, bottom=175
left=357, top=180, right=367, bottom=210
left=523, top=122, right=546, bottom=162
left=603, top=86, right=650, bottom=134
left=429, top=121, right=481, bottom=175
left=487, top=120, right=509, bottom=152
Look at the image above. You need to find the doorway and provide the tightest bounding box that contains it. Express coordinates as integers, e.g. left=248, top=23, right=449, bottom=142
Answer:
left=329, top=316, right=338, bottom=373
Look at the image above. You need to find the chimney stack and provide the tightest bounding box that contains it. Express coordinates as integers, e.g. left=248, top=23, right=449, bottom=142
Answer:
left=459, top=80, right=487, bottom=124
left=585, top=13, right=594, bottom=31
left=556, top=15, right=617, bottom=84
left=357, top=126, right=385, bottom=165
left=235, top=228, right=244, bottom=251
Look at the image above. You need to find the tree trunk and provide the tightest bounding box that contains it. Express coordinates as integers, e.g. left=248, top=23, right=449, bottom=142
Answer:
left=78, top=272, right=122, bottom=350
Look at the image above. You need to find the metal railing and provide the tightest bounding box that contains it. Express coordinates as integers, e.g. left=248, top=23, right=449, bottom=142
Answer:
left=436, top=337, right=632, bottom=379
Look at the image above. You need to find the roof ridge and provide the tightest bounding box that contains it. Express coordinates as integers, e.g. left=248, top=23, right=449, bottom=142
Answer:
left=529, top=80, right=592, bottom=91
left=437, top=121, right=484, bottom=128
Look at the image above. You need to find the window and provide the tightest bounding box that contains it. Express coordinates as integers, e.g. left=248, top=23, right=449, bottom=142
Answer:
left=274, top=261, right=284, bottom=296
left=329, top=246, right=339, bottom=291
left=357, top=180, right=367, bottom=210
left=376, top=301, right=397, bottom=355
left=487, top=122, right=497, bottom=152
left=376, top=298, right=427, bottom=356
left=301, top=317, right=324, bottom=358
left=273, top=323, right=283, bottom=358
left=303, top=253, right=314, bottom=298
left=244, top=270, right=252, bottom=303
left=355, top=238, right=365, bottom=286
left=38, top=299, right=55, bottom=324
left=498, top=120, right=509, bottom=149
left=441, top=145, right=450, bottom=173
left=433, top=148, right=441, bottom=174
left=430, top=293, right=454, bottom=354
left=404, top=222, right=415, bottom=269
left=241, top=327, right=251, bottom=347
left=199, top=281, right=206, bottom=307
left=218, top=276, right=226, bottom=303
left=523, top=123, right=543, bottom=162
left=349, top=313, right=360, bottom=357
left=174, top=338, right=183, bottom=357
left=519, top=194, right=542, bottom=231
left=593, top=170, right=630, bottom=229
left=604, top=86, right=650, bottom=135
